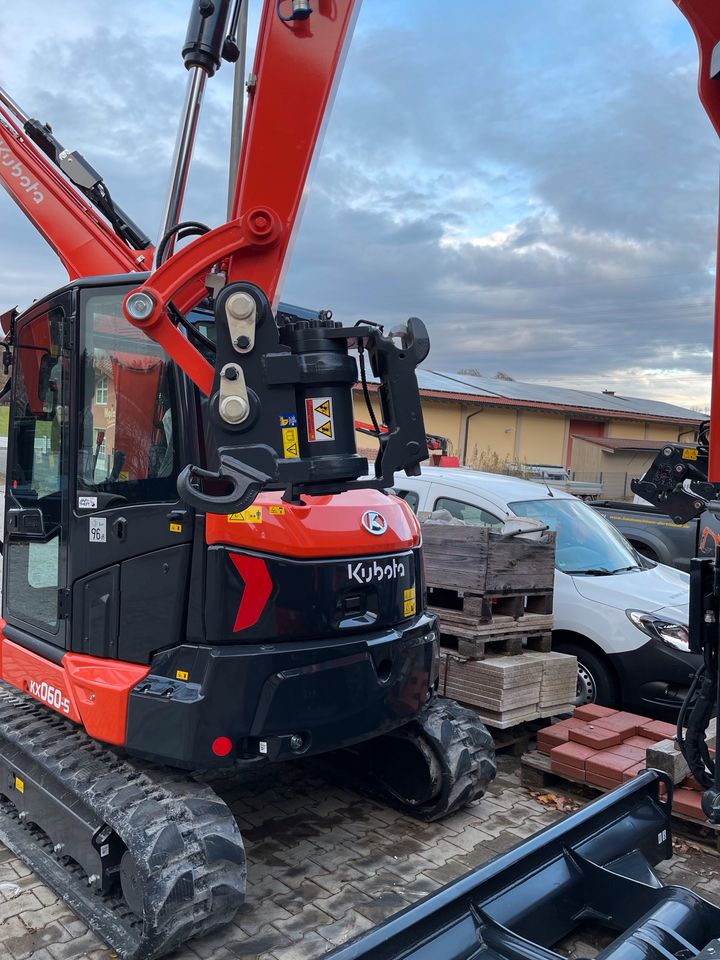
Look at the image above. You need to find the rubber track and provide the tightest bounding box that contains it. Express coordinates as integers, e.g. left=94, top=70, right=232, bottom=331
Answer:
left=0, top=684, right=246, bottom=960
left=405, top=697, right=497, bottom=820
left=328, top=696, right=497, bottom=821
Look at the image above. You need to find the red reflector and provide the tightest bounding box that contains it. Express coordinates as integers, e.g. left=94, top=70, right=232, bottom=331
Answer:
left=212, top=736, right=233, bottom=757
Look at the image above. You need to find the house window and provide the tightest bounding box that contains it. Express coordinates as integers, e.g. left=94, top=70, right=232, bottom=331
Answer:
left=95, top=375, right=109, bottom=405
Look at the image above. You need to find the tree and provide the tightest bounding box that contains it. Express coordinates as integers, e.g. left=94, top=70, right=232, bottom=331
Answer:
left=458, top=367, right=483, bottom=377
left=494, top=371, right=515, bottom=381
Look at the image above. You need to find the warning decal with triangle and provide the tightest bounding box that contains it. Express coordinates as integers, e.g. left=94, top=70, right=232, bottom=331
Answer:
left=305, top=396, right=334, bottom=442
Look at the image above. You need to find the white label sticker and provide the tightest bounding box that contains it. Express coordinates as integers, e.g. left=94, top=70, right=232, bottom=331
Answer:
left=305, top=396, right=334, bottom=442
left=259, top=741, right=268, bottom=755
left=78, top=496, right=97, bottom=510
left=89, top=517, right=106, bottom=543
left=100, top=843, right=110, bottom=858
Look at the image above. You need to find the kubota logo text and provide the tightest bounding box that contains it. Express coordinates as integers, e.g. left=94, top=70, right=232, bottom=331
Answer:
left=347, top=557, right=406, bottom=584
left=0, top=138, right=45, bottom=204
left=27, top=679, right=70, bottom=715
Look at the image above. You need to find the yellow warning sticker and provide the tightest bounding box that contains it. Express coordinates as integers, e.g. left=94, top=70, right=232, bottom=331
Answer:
left=228, top=506, right=263, bottom=524
left=169, top=523, right=183, bottom=533
left=282, top=426, right=300, bottom=458
left=682, top=448, right=699, bottom=460
left=305, top=396, right=334, bottom=442
left=14, top=776, right=24, bottom=794
left=269, top=505, right=286, bottom=516
left=176, top=670, right=189, bottom=681
left=404, top=587, right=416, bottom=601
left=404, top=598, right=417, bottom=617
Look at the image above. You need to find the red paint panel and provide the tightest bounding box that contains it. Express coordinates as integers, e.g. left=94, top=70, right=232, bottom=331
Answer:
left=206, top=489, right=420, bottom=559
left=63, top=654, right=149, bottom=746
left=2, top=639, right=82, bottom=723
left=230, top=554, right=273, bottom=632
left=1, top=636, right=149, bottom=746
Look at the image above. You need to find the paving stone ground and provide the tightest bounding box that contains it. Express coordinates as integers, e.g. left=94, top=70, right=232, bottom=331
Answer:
left=0, top=755, right=717, bottom=960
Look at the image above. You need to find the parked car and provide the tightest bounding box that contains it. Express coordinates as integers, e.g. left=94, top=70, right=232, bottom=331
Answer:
left=392, top=466, right=697, bottom=720
left=591, top=499, right=720, bottom=573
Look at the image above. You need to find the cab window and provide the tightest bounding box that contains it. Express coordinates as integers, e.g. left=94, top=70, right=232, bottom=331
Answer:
left=434, top=496, right=502, bottom=527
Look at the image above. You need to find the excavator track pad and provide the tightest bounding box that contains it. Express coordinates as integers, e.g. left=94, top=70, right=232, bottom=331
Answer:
left=327, top=697, right=497, bottom=820
left=0, top=683, right=246, bottom=959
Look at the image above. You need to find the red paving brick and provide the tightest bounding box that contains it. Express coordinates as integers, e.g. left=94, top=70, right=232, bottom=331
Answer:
left=550, top=741, right=597, bottom=770
left=551, top=760, right=586, bottom=782
left=537, top=726, right=571, bottom=754
left=684, top=776, right=703, bottom=792
left=673, top=788, right=705, bottom=820
left=623, top=736, right=656, bottom=750
left=586, top=769, right=620, bottom=789
left=573, top=705, right=618, bottom=722
left=553, top=717, right=589, bottom=731
left=622, top=763, right=646, bottom=782
left=586, top=751, right=640, bottom=779
left=593, top=712, right=647, bottom=737
left=570, top=725, right=624, bottom=749
left=639, top=720, right=678, bottom=742
left=604, top=744, right=646, bottom=762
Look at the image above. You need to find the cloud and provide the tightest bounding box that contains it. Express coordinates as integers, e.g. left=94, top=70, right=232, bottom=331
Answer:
left=0, top=0, right=717, bottom=412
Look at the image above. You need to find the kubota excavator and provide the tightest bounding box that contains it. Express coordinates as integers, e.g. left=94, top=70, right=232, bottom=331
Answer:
left=0, top=2, right=498, bottom=957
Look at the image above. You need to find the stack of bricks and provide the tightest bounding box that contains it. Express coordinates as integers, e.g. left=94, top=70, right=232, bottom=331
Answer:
left=440, top=650, right=577, bottom=729
left=525, top=650, right=577, bottom=716
left=536, top=704, right=705, bottom=821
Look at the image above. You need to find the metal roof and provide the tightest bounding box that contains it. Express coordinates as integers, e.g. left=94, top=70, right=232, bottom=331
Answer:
left=572, top=437, right=672, bottom=452
left=418, top=371, right=704, bottom=422
left=359, top=367, right=702, bottom=422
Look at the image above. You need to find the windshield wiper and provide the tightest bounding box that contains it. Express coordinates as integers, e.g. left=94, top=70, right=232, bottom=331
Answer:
left=565, top=568, right=614, bottom=576
left=610, top=565, right=641, bottom=573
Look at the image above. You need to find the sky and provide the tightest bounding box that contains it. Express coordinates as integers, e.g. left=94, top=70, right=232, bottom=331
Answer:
left=0, top=1, right=718, bottom=412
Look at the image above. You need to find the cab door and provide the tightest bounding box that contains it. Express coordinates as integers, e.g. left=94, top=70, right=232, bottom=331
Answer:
left=3, top=296, right=70, bottom=649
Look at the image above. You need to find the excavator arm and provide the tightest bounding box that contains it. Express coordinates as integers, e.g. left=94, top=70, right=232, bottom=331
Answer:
left=0, top=88, right=153, bottom=279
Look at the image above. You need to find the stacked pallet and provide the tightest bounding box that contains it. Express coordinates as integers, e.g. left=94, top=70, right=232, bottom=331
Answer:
left=425, top=518, right=578, bottom=727
left=423, top=522, right=556, bottom=659
left=526, top=705, right=711, bottom=828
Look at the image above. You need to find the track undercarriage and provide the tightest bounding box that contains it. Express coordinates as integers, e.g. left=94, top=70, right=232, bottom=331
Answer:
left=0, top=685, right=495, bottom=958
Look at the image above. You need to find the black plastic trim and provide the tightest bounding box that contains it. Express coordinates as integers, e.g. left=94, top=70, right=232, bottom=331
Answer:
left=2, top=625, right=65, bottom=665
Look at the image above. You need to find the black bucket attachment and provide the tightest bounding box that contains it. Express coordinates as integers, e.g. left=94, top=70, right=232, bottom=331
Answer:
left=327, top=770, right=720, bottom=960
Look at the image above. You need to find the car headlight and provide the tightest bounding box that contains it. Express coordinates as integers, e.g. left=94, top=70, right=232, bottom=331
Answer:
left=625, top=609, right=689, bottom=651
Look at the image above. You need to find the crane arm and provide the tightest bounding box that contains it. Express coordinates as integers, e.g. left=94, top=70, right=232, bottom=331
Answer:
left=123, top=0, right=360, bottom=395
left=673, top=1, right=720, bottom=480
left=0, top=90, right=153, bottom=279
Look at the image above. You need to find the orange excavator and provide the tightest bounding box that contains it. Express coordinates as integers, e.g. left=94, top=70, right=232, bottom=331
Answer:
left=0, top=2, right=496, bottom=957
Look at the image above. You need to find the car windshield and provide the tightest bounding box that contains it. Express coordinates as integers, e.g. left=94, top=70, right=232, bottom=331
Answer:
left=508, top=497, right=641, bottom=575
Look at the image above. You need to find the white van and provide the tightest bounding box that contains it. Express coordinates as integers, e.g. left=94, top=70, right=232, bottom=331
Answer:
left=394, top=467, right=696, bottom=719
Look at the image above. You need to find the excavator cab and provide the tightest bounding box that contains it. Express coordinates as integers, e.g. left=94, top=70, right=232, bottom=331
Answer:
left=3, top=276, right=191, bottom=663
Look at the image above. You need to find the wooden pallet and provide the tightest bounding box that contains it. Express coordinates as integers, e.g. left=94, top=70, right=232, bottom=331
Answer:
left=428, top=587, right=553, bottom=624
left=439, top=620, right=553, bottom=659
left=521, top=750, right=720, bottom=851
